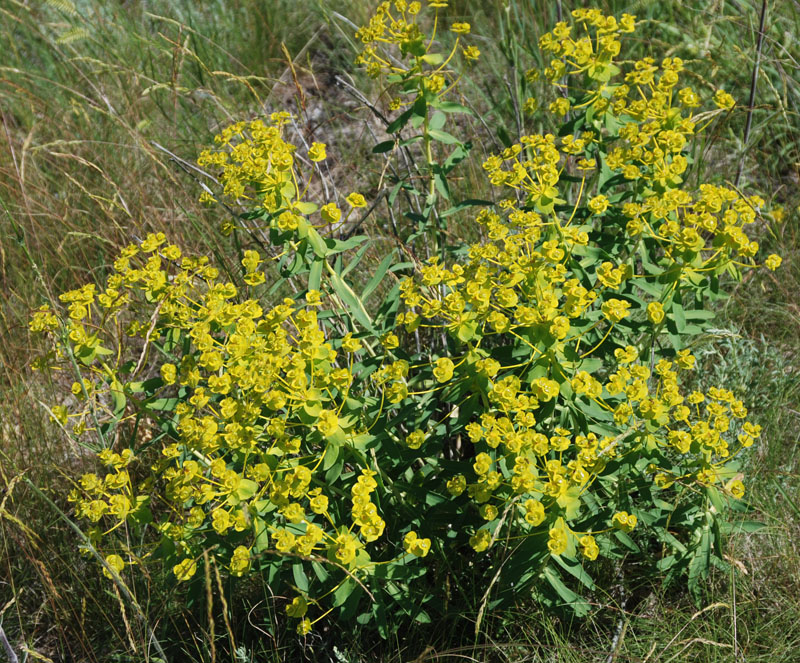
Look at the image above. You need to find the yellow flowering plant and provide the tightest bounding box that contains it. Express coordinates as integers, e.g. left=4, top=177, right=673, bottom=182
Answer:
left=31, top=4, right=778, bottom=635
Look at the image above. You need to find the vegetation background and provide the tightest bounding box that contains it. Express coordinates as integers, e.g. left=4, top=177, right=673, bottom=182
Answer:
left=0, top=0, right=798, bottom=661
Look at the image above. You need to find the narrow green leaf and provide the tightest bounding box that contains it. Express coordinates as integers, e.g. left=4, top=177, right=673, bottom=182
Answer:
left=362, top=251, right=395, bottom=301
left=292, top=562, right=309, bottom=593
left=329, top=268, right=376, bottom=335
left=372, top=140, right=396, bottom=153
left=427, top=129, right=461, bottom=145
left=434, top=101, right=474, bottom=115
left=308, top=259, right=323, bottom=292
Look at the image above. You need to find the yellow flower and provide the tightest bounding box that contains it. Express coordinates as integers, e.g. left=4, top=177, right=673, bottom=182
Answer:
left=579, top=535, right=599, bottom=561
left=611, top=511, right=637, bottom=532
left=462, top=45, right=480, bottom=61
left=473, top=452, right=492, bottom=475
left=199, top=191, right=217, bottom=205
left=450, top=22, right=470, bottom=34
left=309, top=489, right=329, bottom=514
left=305, top=289, right=322, bottom=306
left=619, top=13, right=636, bottom=32
left=531, top=377, right=560, bottom=402
left=524, top=499, right=545, bottom=526
left=286, top=595, right=308, bottom=618
left=602, top=298, right=631, bottom=323
left=103, top=554, right=125, bottom=579
left=726, top=479, right=745, bottom=499
left=274, top=529, right=296, bottom=553
left=588, top=195, right=609, bottom=215
left=297, top=618, right=312, bottom=636
left=713, top=89, right=735, bottom=110
left=332, top=531, right=359, bottom=565
left=406, top=429, right=425, bottom=449
left=433, top=357, right=454, bottom=383
left=547, top=526, right=568, bottom=555
left=51, top=405, right=68, bottom=426
left=676, top=348, right=696, bottom=370
left=765, top=254, right=782, bottom=271
left=173, top=558, right=197, bottom=581
left=341, top=332, right=363, bottom=353
left=447, top=474, right=466, bottom=496
left=282, top=503, right=305, bottom=524
left=647, top=301, right=665, bottom=325
left=469, top=529, right=492, bottom=552
left=321, top=203, right=342, bottom=224
left=160, top=363, right=177, bottom=384
left=308, top=142, right=327, bottom=162
left=678, top=87, right=700, bottom=108
left=696, top=468, right=717, bottom=485
left=316, top=410, right=339, bottom=437
left=614, top=345, right=638, bottom=364
left=403, top=531, right=431, bottom=557
left=549, top=97, right=571, bottom=117
left=381, top=332, right=399, bottom=350
left=346, top=192, right=367, bottom=208
left=230, top=546, right=251, bottom=577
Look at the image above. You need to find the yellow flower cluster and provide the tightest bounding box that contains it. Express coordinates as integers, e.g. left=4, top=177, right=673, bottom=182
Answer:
left=389, top=9, right=772, bottom=555
left=30, top=6, right=779, bottom=631
left=522, top=9, right=774, bottom=275
left=197, top=113, right=296, bottom=205
left=35, top=235, right=378, bottom=581
left=197, top=114, right=362, bottom=240
left=355, top=0, right=479, bottom=90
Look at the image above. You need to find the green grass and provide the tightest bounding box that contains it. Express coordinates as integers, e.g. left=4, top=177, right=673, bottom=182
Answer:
left=1, top=0, right=799, bottom=660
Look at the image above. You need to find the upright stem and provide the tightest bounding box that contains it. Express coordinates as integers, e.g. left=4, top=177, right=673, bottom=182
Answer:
left=422, top=101, right=441, bottom=260
left=735, top=0, right=768, bottom=188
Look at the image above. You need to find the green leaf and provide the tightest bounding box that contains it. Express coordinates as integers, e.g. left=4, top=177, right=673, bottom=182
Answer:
left=688, top=527, right=711, bottom=602
left=427, top=129, right=461, bottom=145
left=328, top=268, right=376, bottom=335
left=720, top=520, right=765, bottom=535
left=542, top=566, right=591, bottom=615
left=421, top=53, right=443, bottom=65
left=670, top=302, right=687, bottom=334
left=292, top=562, right=309, bottom=593
left=440, top=199, right=492, bottom=218
left=386, top=107, right=414, bottom=134
left=340, top=241, right=372, bottom=278
left=324, top=453, right=344, bottom=484
left=372, top=140, right=396, bottom=154
left=128, top=495, right=152, bottom=525
left=613, top=530, right=640, bottom=552
left=294, top=201, right=318, bottom=215
left=311, top=561, right=329, bottom=583
left=307, top=228, right=329, bottom=259
left=325, top=235, right=367, bottom=256
left=333, top=577, right=358, bottom=607
left=362, top=251, right=395, bottom=301
left=254, top=517, right=270, bottom=553
left=428, top=111, right=446, bottom=130
left=308, top=258, right=323, bottom=292
left=399, top=135, right=424, bottom=148
left=553, top=554, right=596, bottom=590
left=454, top=318, right=479, bottom=343
left=706, top=486, right=726, bottom=514
left=144, top=397, right=179, bottom=412
left=433, top=100, right=474, bottom=115
left=322, top=440, right=341, bottom=473
left=434, top=171, right=450, bottom=200
left=236, top=479, right=259, bottom=501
